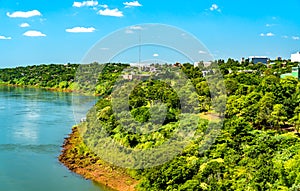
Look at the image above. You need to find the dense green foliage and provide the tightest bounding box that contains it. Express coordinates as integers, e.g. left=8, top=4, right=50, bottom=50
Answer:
left=135, top=60, right=300, bottom=191
left=3, top=60, right=300, bottom=190
left=0, top=63, right=79, bottom=90
left=76, top=61, right=300, bottom=190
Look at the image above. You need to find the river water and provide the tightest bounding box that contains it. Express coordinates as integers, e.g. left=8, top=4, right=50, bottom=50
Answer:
left=0, top=86, right=105, bottom=191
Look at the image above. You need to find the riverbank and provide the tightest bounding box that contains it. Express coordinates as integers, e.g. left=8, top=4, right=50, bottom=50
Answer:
left=59, top=126, right=138, bottom=191
left=0, top=83, right=75, bottom=93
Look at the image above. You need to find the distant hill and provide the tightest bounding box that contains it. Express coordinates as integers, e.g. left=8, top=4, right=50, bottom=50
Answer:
left=0, top=63, right=79, bottom=91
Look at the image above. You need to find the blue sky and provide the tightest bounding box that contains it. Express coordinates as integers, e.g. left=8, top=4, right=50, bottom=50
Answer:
left=0, top=0, right=300, bottom=67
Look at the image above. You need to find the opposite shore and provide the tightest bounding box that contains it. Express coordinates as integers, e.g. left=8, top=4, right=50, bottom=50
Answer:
left=0, top=83, right=75, bottom=93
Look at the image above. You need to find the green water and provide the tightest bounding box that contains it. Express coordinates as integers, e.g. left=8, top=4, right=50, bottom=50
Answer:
left=0, top=86, right=106, bottom=191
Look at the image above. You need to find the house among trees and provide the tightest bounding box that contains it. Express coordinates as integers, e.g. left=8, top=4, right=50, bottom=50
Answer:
left=281, top=64, right=300, bottom=80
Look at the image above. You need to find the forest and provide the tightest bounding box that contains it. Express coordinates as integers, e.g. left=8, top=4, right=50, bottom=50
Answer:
left=2, top=59, right=300, bottom=190
left=0, top=63, right=79, bottom=90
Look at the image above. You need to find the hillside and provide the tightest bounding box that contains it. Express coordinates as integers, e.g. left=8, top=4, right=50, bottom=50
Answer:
left=2, top=61, right=300, bottom=190
left=60, top=60, right=300, bottom=190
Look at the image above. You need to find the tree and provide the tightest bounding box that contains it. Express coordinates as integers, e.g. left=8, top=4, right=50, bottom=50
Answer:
left=224, top=78, right=238, bottom=95
left=213, top=95, right=227, bottom=116
left=290, top=106, right=300, bottom=133
left=269, top=104, right=287, bottom=130
left=257, top=75, right=279, bottom=94
left=255, top=92, right=276, bottom=128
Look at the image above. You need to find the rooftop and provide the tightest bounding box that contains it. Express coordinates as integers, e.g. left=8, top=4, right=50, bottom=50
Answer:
left=249, top=56, right=269, bottom=59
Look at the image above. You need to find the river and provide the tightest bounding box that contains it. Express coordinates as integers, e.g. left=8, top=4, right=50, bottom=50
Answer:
left=0, top=86, right=106, bottom=191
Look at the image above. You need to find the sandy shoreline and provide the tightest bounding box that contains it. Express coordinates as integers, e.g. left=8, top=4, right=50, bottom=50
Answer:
left=58, top=126, right=138, bottom=191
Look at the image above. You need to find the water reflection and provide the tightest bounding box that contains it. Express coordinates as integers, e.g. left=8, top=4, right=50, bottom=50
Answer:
left=0, top=86, right=102, bottom=191
left=13, top=126, right=39, bottom=143
left=13, top=99, right=41, bottom=144
left=0, top=144, right=59, bottom=153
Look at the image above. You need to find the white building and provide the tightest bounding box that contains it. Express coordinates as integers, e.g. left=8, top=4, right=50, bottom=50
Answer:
left=291, top=52, right=300, bottom=62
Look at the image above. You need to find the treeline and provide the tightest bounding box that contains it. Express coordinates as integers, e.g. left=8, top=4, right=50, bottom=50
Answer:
left=0, top=63, right=79, bottom=90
